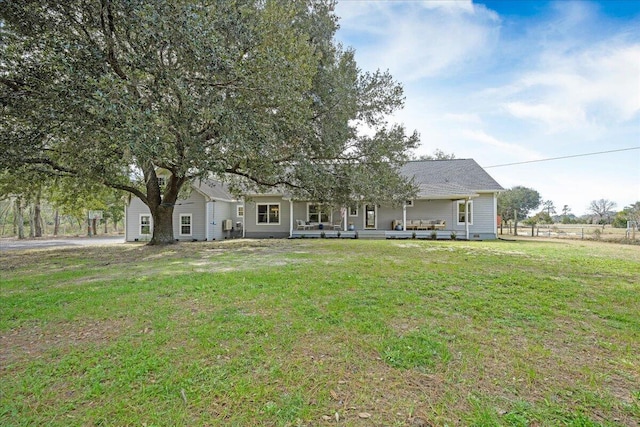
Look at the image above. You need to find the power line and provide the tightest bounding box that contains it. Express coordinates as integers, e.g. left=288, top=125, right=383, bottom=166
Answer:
left=483, top=147, right=640, bottom=169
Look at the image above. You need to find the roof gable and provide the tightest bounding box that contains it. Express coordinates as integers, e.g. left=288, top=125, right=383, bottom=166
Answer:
left=400, top=159, right=503, bottom=198
left=193, top=179, right=236, bottom=202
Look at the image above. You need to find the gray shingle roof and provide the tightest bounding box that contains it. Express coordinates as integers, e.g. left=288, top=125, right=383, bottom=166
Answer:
left=194, top=179, right=236, bottom=201
left=400, top=159, right=503, bottom=198
left=195, top=159, right=502, bottom=200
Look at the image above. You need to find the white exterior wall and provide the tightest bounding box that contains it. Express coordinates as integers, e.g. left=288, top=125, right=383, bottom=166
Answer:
left=212, top=200, right=232, bottom=241
left=468, top=193, right=498, bottom=238
left=244, top=196, right=291, bottom=238
left=125, top=197, right=154, bottom=241
left=448, top=193, right=497, bottom=239
left=125, top=191, right=208, bottom=242
left=408, top=200, right=452, bottom=224
left=173, top=193, right=207, bottom=241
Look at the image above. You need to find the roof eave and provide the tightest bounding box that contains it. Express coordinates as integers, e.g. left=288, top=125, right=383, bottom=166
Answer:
left=416, top=193, right=480, bottom=200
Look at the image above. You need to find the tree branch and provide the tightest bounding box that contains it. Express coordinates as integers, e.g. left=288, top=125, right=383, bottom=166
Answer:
left=100, top=0, right=128, bottom=81
left=224, top=166, right=303, bottom=190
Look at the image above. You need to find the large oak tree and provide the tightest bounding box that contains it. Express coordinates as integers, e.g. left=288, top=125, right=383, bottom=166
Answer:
left=1, top=0, right=418, bottom=244
left=497, top=186, right=541, bottom=223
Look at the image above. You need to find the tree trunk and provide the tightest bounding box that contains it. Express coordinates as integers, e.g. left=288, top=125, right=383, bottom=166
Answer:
left=0, top=204, right=8, bottom=236
left=16, top=198, right=25, bottom=239
left=34, top=192, right=43, bottom=237
left=150, top=204, right=175, bottom=245
left=54, top=210, right=60, bottom=236
left=92, top=218, right=97, bottom=236
left=12, top=203, right=17, bottom=236
left=143, top=168, right=185, bottom=245
left=104, top=218, right=108, bottom=234
left=29, top=205, right=35, bottom=238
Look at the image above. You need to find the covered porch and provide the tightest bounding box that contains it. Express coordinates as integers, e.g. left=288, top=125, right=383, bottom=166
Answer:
left=289, top=229, right=456, bottom=239
left=287, top=192, right=477, bottom=239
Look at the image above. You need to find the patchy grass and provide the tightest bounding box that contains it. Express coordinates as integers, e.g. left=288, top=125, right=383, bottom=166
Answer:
left=1, top=239, right=639, bottom=426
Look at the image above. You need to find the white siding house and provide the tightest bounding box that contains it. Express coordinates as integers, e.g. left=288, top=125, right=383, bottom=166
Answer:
left=124, top=180, right=241, bottom=242
left=242, top=159, right=504, bottom=240
left=125, top=159, right=503, bottom=241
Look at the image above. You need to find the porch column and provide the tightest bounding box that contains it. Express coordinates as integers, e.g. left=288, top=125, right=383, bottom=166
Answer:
left=289, top=199, right=294, bottom=238
left=465, top=199, right=470, bottom=240
left=402, top=203, right=407, bottom=231
left=493, top=193, right=498, bottom=237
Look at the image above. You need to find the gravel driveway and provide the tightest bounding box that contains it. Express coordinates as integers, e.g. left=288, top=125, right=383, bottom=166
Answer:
left=0, top=236, right=125, bottom=251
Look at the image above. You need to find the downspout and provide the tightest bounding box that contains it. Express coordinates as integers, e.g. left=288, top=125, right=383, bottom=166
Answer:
left=242, top=197, right=246, bottom=238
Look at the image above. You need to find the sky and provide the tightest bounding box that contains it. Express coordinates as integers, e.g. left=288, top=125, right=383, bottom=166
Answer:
left=334, top=0, right=640, bottom=216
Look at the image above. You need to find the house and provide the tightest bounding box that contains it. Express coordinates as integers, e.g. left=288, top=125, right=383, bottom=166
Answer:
left=124, top=159, right=503, bottom=241
left=124, top=180, right=243, bottom=242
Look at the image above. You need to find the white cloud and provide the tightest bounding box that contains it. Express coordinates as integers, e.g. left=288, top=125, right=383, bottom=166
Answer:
left=335, top=0, right=500, bottom=81
left=504, top=101, right=587, bottom=131
left=335, top=0, right=640, bottom=214
left=442, top=113, right=483, bottom=125
left=457, top=129, right=542, bottom=161
left=502, top=44, right=640, bottom=131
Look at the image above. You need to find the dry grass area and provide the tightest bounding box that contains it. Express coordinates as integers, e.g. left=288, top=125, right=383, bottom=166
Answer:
left=504, top=224, right=638, bottom=244
left=1, top=238, right=639, bottom=426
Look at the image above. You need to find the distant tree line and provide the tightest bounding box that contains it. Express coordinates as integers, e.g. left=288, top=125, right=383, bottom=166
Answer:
left=497, top=186, right=638, bottom=229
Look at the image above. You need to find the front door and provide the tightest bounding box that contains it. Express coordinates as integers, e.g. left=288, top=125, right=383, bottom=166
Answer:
left=365, top=204, right=376, bottom=229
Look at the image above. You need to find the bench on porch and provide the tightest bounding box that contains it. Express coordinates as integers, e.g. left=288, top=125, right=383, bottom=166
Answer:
left=392, top=219, right=446, bottom=230
left=298, top=220, right=342, bottom=230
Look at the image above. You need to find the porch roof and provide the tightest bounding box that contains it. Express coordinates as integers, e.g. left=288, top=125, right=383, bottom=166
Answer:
left=416, top=182, right=479, bottom=199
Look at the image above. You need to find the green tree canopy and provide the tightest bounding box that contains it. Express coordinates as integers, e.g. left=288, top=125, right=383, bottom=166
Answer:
left=497, top=186, right=541, bottom=222
left=1, top=0, right=418, bottom=244
left=414, top=149, right=456, bottom=161
left=612, top=201, right=639, bottom=228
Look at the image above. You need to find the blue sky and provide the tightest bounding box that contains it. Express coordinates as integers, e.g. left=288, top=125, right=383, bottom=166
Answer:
left=334, top=0, right=640, bottom=216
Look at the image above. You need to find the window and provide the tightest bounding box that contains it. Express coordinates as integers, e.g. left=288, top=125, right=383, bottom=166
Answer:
left=180, top=214, right=192, bottom=236
left=457, top=201, right=473, bottom=225
left=140, top=214, right=152, bottom=235
left=348, top=206, right=359, bottom=217
left=257, top=203, right=280, bottom=224
left=156, top=176, right=166, bottom=187
left=405, top=200, right=414, bottom=207
left=237, top=205, right=244, bottom=217
left=307, top=204, right=329, bottom=223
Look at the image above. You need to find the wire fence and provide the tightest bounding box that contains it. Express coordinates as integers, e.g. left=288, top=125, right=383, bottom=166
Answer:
left=499, top=223, right=637, bottom=242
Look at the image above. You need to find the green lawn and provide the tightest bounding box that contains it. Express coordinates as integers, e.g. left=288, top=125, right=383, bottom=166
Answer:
left=1, top=239, right=639, bottom=426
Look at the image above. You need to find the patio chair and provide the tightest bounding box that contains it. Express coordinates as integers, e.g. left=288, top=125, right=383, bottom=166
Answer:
left=296, top=219, right=311, bottom=230
left=331, top=220, right=342, bottom=230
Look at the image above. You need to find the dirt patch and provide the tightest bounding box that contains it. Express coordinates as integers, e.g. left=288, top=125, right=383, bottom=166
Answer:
left=0, top=239, right=312, bottom=278
left=0, top=317, right=132, bottom=367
